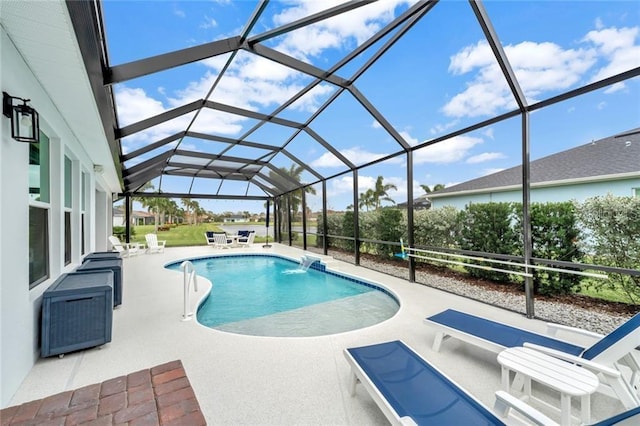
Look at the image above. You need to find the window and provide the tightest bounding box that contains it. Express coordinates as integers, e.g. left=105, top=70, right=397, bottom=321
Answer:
left=29, top=131, right=50, bottom=287
left=29, top=207, right=49, bottom=287
left=634, top=188, right=639, bottom=198
left=64, top=156, right=72, bottom=265
left=29, top=132, right=49, bottom=202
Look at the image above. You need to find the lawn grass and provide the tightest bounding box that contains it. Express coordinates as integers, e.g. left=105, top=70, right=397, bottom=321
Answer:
left=579, top=280, right=638, bottom=304
left=129, top=223, right=269, bottom=246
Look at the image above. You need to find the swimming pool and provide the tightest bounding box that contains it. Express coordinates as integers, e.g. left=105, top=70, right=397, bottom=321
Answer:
left=166, top=254, right=399, bottom=337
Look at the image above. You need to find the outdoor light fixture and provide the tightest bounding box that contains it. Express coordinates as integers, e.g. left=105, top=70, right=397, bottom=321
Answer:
left=3, top=91, right=40, bottom=143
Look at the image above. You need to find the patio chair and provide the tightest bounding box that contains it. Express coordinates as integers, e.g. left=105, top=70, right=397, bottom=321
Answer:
left=145, top=233, right=166, bottom=254
left=108, top=235, right=141, bottom=257
left=425, top=309, right=640, bottom=409
left=213, top=233, right=232, bottom=249
left=204, top=231, right=216, bottom=246
left=238, top=231, right=255, bottom=247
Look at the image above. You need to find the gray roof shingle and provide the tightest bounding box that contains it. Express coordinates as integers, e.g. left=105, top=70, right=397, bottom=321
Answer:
left=430, top=131, right=640, bottom=197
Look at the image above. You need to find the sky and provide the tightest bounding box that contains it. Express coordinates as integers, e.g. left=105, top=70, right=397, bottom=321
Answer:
left=102, top=0, right=640, bottom=214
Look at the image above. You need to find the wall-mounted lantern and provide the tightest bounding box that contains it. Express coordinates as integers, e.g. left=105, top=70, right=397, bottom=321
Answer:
left=3, top=91, right=40, bottom=143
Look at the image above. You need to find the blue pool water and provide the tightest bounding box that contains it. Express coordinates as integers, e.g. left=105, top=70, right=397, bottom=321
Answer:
left=166, top=254, right=399, bottom=337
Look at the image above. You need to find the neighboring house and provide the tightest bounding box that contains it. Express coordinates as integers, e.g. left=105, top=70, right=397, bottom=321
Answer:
left=429, top=132, right=640, bottom=209
left=223, top=215, right=249, bottom=223
left=397, top=194, right=432, bottom=210
left=113, top=208, right=155, bottom=226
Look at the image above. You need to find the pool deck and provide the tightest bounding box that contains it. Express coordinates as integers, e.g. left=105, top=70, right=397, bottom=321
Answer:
left=7, top=244, right=625, bottom=424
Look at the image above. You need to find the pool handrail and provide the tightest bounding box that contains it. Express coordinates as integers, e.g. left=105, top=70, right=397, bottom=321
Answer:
left=180, top=260, right=199, bottom=321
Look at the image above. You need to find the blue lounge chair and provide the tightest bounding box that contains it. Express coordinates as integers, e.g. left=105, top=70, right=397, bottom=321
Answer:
left=425, top=309, right=640, bottom=409
left=345, top=340, right=640, bottom=426
left=344, top=340, right=512, bottom=425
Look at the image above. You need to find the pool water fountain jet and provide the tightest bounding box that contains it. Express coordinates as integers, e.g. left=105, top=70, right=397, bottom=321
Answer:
left=282, top=254, right=323, bottom=274
left=299, top=254, right=322, bottom=271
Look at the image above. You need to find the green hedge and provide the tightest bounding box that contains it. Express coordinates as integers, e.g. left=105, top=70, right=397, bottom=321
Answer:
left=313, top=196, right=637, bottom=300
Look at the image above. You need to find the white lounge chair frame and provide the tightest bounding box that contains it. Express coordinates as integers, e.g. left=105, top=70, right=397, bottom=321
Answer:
left=204, top=232, right=216, bottom=246
left=238, top=231, right=255, bottom=247
left=108, top=235, right=141, bottom=257
left=425, top=310, right=640, bottom=409
left=145, top=233, right=166, bottom=253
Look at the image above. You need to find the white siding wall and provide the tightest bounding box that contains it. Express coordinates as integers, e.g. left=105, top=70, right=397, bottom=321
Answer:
left=0, top=29, right=115, bottom=406
left=431, top=178, right=640, bottom=210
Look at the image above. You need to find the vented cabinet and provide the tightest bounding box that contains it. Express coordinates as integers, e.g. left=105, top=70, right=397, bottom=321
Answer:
left=76, top=258, right=123, bottom=306
left=41, top=271, right=113, bottom=358
left=83, top=251, right=121, bottom=263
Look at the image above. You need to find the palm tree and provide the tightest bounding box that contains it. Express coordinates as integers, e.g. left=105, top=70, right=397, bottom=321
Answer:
left=372, top=176, right=397, bottom=209
left=359, top=188, right=375, bottom=211
left=270, top=163, right=316, bottom=220
left=191, top=200, right=202, bottom=225
left=181, top=198, right=197, bottom=225
left=420, top=183, right=445, bottom=193
left=131, top=181, right=155, bottom=227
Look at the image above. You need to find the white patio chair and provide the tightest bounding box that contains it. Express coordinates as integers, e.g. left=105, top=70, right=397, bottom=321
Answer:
left=108, top=235, right=141, bottom=257
left=145, top=233, right=166, bottom=254
left=213, top=233, right=232, bottom=249
left=238, top=231, right=255, bottom=247
left=204, top=232, right=216, bottom=246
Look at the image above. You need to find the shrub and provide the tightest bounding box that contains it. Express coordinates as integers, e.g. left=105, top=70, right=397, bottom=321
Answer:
left=575, top=194, right=640, bottom=303
left=413, top=206, right=459, bottom=248
left=112, top=226, right=135, bottom=239
left=374, top=208, right=404, bottom=257
left=515, top=202, right=584, bottom=295
left=457, top=202, right=518, bottom=282
left=341, top=210, right=355, bottom=251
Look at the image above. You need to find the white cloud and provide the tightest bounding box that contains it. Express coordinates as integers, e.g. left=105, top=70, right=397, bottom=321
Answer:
left=173, top=8, right=185, bottom=18
left=483, top=128, right=494, bottom=139
left=115, top=1, right=417, bottom=153
left=327, top=174, right=377, bottom=198
left=429, top=119, right=459, bottom=135
left=481, top=167, right=505, bottom=176
left=372, top=120, right=382, bottom=129
left=400, top=131, right=419, bottom=146
left=466, top=152, right=506, bottom=164
left=327, top=174, right=412, bottom=206
left=413, top=135, right=484, bottom=164
left=444, top=39, right=597, bottom=118
left=310, top=146, right=400, bottom=168
left=444, top=23, right=640, bottom=119
left=200, top=16, right=218, bottom=29
left=583, top=26, right=640, bottom=85
left=597, top=101, right=607, bottom=110
left=271, top=0, right=410, bottom=61
left=604, top=82, right=626, bottom=94
left=595, top=17, right=604, bottom=30
left=116, top=86, right=166, bottom=126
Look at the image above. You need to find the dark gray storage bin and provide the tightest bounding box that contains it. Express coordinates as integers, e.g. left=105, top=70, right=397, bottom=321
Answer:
left=83, top=251, right=121, bottom=263
left=76, top=258, right=123, bottom=307
left=41, top=271, right=113, bottom=358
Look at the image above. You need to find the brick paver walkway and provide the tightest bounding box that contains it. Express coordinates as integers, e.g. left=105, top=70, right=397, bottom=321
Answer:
left=1, top=360, right=206, bottom=425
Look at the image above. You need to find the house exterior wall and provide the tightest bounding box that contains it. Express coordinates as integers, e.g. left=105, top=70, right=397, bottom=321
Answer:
left=0, top=29, right=116, bottom=406
left=430, top=177, right=640, bottom=210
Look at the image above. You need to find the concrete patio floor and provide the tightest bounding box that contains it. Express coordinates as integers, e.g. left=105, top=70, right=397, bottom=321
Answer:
left=9, top=244, right=625, bottom=425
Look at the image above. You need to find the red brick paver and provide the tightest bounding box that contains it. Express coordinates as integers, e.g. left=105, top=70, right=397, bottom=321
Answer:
left=0, top=360, right=206, bottom=425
